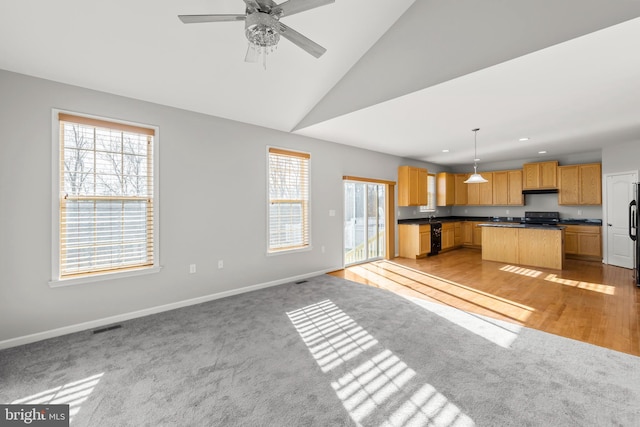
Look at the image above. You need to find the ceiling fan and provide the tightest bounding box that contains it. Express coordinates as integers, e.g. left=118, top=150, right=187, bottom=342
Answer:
left=179, top=0, right=334, bottom=66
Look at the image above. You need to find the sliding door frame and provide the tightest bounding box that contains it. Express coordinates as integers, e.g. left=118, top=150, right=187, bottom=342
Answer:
left=343, top=176, right=396, bottom=263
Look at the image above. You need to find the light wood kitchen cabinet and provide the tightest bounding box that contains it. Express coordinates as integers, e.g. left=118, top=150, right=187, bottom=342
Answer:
left=493, top=169, right=524, bottom=205
left=454, top=222, right=462, bottom=247
left=398, top=166, right=428, bottom=206
left=462, top=221, right=483, bottom=247
left=558, top=163, right=602, bottom=205
left=493, top=171, right=509, bottom=205
left=398, top=224, right=431, bottom=259
left=467, top=172, right=493, bottom=205
left=564, top=225, right=602, bottom=260
left=436, top=172, right=455, bottom=206
left=441, top=222, right=456, bottom=250
left=462, top=222, right=473, bottom=245
left=508, top=170, right=524, bottom=205
left=472, top=222, right=483, bottom=246
left=483, top=226, right=564, bottom=270
left=454, top=174, right=469, bottom=205
left=523, top=161, right=558, bottom=190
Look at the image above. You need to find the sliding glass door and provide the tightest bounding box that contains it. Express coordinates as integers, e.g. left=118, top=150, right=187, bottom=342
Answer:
left=344, top=181, right=386, bottom=265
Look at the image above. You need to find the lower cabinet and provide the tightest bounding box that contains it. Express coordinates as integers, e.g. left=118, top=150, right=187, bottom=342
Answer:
left=398, top=224, right=431, bottom=259
left=564, top=225, right=602, bottom=260
left=441, top=223, right=456, bottom=251
left=462, top=221, right=483, bottom=247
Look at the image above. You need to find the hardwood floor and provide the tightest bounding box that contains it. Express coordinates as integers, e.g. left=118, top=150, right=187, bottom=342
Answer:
left=329, top=248, right=640, bottom=356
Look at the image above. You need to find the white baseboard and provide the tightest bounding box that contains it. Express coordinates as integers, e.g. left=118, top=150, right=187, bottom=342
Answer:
left=0, top=268, right=340, bottom=350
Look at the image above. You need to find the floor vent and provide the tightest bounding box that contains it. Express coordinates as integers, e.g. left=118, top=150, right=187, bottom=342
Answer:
left=93, top=324, right=122, bottom=334
left=295, top=280, right=308, bottom=284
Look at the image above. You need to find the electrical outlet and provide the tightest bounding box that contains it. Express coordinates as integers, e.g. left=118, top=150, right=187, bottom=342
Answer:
left=189, top=264, right=196, bottom=274
left=506, top=209, right=510, bottom=215
left=218, top=260, right=224, bottom=269
left=329, top=210, right=336, bottom=217
left=578, top=209, right=583, bottom=216
left=321, top=246, right=325, bottom=253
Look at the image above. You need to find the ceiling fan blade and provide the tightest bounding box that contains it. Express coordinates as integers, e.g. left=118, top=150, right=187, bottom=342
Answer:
left=256, top=0, right=277, bottom=11
left=179, top=14, right=246, bottom=24
left=274, top=22, right=326, bottom=58
left=273, top=0, right=334, bottom=17
left=243, top=0, right=262, bottom=12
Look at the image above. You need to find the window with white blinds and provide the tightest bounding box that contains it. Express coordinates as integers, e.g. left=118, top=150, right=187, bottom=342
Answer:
left=57, top=113, right=156, bottom=279
left=268, top=147, right=310, bottom=253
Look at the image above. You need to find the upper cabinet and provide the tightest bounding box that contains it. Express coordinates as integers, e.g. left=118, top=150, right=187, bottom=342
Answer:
left=523, top=161, right=558, bottom=189
left=558, top=163, right=602, bottom=205
left=436, top=172, right=455, bottom=206
left=467, top=172, right=493, bottom=205
left=398, top=166, right=428, bottom=206
left=437, top=170, right=522, bottom=206
left=492, top=170, right=523, bottom=206
left=454, top=173, right=469, bottom=205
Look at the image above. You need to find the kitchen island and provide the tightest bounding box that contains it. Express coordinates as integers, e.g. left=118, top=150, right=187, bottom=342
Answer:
left=480, top=223, right=565, bottom=270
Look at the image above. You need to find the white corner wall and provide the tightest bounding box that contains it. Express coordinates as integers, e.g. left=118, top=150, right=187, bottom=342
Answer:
left=0, top=69, right=421, bottom=345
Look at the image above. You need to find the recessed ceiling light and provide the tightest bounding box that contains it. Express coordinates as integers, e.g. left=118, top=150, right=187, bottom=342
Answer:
left=538, top=150, right=547, bottom=154
left=442, top=149, right=449, bottom=153
left=519, top=137, right=530, bottom=142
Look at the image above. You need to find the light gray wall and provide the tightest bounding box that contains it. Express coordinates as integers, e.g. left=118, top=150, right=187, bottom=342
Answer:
left=602, top=139, right=640, bottom=175
left=0, top=69, right=432, bottom=343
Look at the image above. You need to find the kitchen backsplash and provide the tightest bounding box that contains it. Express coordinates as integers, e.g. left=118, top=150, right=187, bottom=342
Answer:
left=397, top=193, right=602, bottom=220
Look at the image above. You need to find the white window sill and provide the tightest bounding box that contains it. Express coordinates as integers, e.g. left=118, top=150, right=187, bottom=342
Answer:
left=49, top=266, right=162, bottom=288
left=267, top=246, right=312, bottom=256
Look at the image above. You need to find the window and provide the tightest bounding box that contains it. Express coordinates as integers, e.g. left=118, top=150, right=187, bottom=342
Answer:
left=419, top=174, right=437, bottom=212
left=53, top=112, right=158, bottom=283
left=267, top=147, right=310, bottom=253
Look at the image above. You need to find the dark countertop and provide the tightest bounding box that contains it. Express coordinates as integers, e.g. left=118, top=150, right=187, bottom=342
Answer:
left=477, top=223, right=566, bottom=230
left=398, top=216, right=602, bottom=226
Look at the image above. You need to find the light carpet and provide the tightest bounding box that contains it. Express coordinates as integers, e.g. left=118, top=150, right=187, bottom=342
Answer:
left=1, top=275, right=639, bottom=426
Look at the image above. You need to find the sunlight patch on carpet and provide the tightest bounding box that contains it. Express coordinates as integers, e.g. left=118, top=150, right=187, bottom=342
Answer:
left=405, top=297, right=522, bottom=349
left=287, top=300, right=475, bottom=426
left=11, top=373, right=103, bottom=423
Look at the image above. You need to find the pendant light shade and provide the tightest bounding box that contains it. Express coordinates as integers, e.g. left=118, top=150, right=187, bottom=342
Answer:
left=464, top=128, right=488, bottom=184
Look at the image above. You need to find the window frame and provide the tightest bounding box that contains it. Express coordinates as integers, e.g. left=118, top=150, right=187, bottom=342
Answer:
left=266, top=146, right=311, bottom=255
left=419, top=173, right=437, bottom=213
left=50, top=109, right=160, bottom=287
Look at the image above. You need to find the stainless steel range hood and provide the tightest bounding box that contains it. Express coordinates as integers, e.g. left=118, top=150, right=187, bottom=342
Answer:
left=522, top=189, right=559, bottom=195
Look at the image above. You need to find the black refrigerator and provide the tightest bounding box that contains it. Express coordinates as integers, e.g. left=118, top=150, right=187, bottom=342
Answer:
left=630, top=182, right=640, bottom=286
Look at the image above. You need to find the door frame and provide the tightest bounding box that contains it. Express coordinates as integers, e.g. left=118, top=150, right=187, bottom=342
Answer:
left=342, top=176, right=396, bottom=266
left=602, top=170, right=638, bottom=266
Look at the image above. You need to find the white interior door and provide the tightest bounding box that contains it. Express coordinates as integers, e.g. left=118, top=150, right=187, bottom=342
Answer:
left=605, top=172, right=637, bottom=268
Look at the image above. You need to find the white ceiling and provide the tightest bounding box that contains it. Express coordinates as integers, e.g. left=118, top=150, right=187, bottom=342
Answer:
left=1, top=1, right=640, bottom=167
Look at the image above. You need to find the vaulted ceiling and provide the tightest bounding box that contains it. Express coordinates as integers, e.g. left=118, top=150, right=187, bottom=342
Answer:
left=1, top=1, right=640, bottom=166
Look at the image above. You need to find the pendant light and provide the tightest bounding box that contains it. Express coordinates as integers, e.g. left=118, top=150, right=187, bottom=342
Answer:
left=464, top=128, right=488, bottom=184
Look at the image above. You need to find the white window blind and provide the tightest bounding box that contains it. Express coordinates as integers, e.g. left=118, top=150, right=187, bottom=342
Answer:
left=268, top=147, right=310, bottom=252
left=419, top=174, right=436, bottom=212
left=58, top=113, right=155, bottom=278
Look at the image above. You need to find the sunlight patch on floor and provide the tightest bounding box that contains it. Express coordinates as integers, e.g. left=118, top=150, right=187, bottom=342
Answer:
left=544, top=274, right=615, bottom=295
left=11, top=373, right=103, bottom=423
left=287, top=300, right=475, bottom=426
left=499, top=265, right=544, bottom=277
left=358, top=261, right=535, bottom=324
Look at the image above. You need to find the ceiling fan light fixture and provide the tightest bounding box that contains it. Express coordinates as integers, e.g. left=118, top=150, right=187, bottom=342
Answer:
left=464, top=128, right=488, bottom=184
left=245, top=13, right=280, bottom=68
